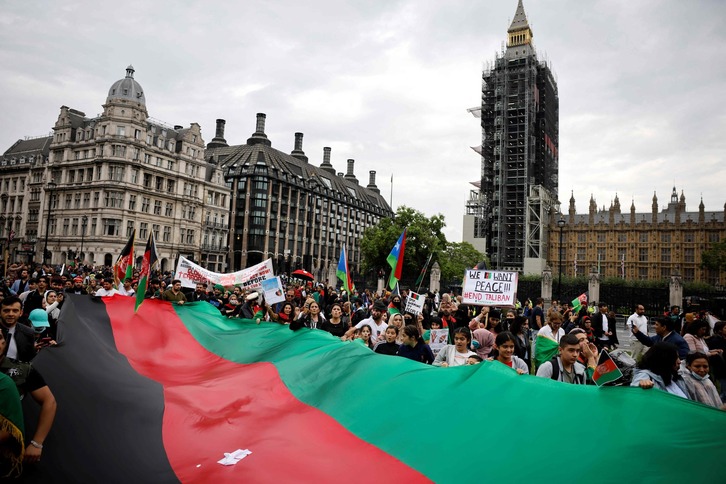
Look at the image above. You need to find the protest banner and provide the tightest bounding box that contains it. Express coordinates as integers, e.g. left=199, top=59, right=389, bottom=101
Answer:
left=174, top=256, right=274, bottom=289
left=261, top=277, right=285, bottom=305
left=429, top=329, right=449, bottom=356
left=461, top=270, right=518, bottom=307
left=404, top=291, right=425, bottom=315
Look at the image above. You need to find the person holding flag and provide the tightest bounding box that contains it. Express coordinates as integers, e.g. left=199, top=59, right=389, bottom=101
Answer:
left=135, top=233, right=159, bottom=311
left=114, top=230, right=135, bottom=288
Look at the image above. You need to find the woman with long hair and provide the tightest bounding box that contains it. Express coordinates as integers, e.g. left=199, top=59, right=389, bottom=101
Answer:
left=396, top=325, right=435, bottom=364
left=321, top=303, right=348, bottom=338
left=631, top=342, right=689, bottom=398
left=290, top=300, right=327, bottom=331
left=509, top=316, right=531, bottom=370
left=492, top=331, right=529, bottom=375
left=275, top=301, right=296, bottom=325
left=432, top=327, right=476, bottom=367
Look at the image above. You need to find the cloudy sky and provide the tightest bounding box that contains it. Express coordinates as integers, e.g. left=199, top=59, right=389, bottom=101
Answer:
left=1, top=0, right=725, bottom=242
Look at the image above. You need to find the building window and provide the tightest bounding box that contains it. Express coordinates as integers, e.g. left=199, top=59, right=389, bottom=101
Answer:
left=71, top=218, right=79, bottom=236
left=74, top=193, right=81, bottom=208
left=117, top=126, right=126, bottom=136
left=684, top=248, right=695, bottom=263
left=128, top=195, right=137, bottom=210
left=103, top=219, right=121, bottom=236
left=93, top=192, right=99, bottom=208
left=165, top=203, right=173, bottom=217
left=639, top=248, right=648, bottom=262
left=62, top=218, right=70, bottom=236
left=639, top=233, right=648, bottom=243
left=112, top=145, right=126, bottom=158
left=186, top=230, right=195, bottom=245
left=126, top=221, right=134, bottom=237
left=131, top=169, right=139, bottom=184
left=661, top=248, right=671, bottom=262
left=597, top=233, right=606, bottom=243
left=153, top=200, right=161, bottom=215
left=104, top=191, right=124, bottom=208
left=83, top=193, right=90, bottom=208
left=65, top=194, right=72, bottom=209
left=661, top=233, right=671, bottom=243
left=683, top=233, right=694, bottom=243
left=638, top=267, right=648, bottom=280
left=708, top=232, right=720, bottom=243
left=141, top=197, right=150, bottom=212
left=139, top=222, right=148, bottom=239
left=143, top=174, right=152, bottom=188
left=577, top=233, right=586, bottom=243
left=617, top=233, right=627, bottom=243
left=163, top=226, right=171, bottom=242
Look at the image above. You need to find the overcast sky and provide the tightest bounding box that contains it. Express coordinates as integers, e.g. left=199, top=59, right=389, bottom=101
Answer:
left=1, top=0, right=725, bottom=242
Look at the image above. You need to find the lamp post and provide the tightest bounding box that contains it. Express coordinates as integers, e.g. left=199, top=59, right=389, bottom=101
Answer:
left=42, top=181, right=57, bottom=265
left=80, top=215, right=88, bottom=267
left=557, top=215, right=566, bottom=303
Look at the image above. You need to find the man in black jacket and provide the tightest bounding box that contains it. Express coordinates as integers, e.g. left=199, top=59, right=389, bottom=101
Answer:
left=0, top=296, right=37, bottom=362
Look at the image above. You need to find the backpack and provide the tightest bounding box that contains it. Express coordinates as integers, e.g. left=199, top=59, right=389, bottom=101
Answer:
left=549, top=357, right=585, bottom=384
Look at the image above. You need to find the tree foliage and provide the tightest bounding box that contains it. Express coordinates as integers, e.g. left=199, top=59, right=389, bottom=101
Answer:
left=438, top=242, right=486, bottom=283
left=701, top=240, right=726, bottom=272
left=360, top=206, right=486, bottom=285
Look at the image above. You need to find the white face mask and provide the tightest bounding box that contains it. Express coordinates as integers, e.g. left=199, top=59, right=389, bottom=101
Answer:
left=689, top=370, right=709, bottom=382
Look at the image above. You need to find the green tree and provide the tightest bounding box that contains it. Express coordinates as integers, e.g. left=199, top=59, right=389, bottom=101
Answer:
left=702, top=240, right=726, bottom=272
left=437, top=241, right=487, bottom=283
left=360, top=206, right=447, bottom=282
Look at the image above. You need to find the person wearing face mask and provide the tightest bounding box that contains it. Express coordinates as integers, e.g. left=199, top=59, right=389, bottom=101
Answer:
left=678, top=352, right=725, bottom=409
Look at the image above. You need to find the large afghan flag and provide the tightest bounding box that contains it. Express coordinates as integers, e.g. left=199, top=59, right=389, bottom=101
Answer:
left=26, top=295, right=726, bottom=483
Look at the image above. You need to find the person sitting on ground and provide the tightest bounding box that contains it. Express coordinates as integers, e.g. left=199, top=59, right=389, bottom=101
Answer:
left=678, top=352, right=725, bottom=409
left=535, top=333, right=592, bottom=384
left=632, top=317, right=689, bottom=360
left=631, top=342, right=689, bottom=399
left=374, top=326, right=401, bottom=356
left=0, top=330, right=57, bottom=464
left=490, top=331, right=529, bottom=375
left=160, top=279, right=186, bottom=304
left=432, top=328, right=476, bottom=367
left=396, top=325, right=434, bottom=364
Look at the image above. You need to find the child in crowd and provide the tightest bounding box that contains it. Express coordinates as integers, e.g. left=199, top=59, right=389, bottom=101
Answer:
left=375, top=327, right=401, bottom=356
left=433, top=328, right=476, bottom=367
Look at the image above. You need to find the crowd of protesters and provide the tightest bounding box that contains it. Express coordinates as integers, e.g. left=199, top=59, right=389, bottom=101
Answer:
left=1, top=260, right=726, bottom=477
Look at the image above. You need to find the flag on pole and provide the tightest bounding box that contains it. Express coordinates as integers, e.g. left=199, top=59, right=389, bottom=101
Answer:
left=114, top=230, right=135, bottom=286
left=386, top=229, right=407, bottom=290
left=135, top=233, right=159, bottom=311
left=571, top=293, right=588, bottom=313
left=592, top=349, right=623, bottom=386
left=621, top=253, right=625, bottom=278
left=336, top=246, right=355, bottom=294
left=414, top=254, right=433, bottom=288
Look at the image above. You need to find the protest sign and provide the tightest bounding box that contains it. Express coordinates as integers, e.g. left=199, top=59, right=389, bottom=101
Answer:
left=429, top=329, right=449, bottom=356
left=461, top=270, right=518, bottom=307
left=404, top=291, right=425, bottom=315
left=261, top=277, right=285, bottom=305
left=174, top=256, right=274, bottom=290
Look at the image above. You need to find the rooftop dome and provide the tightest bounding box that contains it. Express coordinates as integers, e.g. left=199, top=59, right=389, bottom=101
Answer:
left=106, top=65, right=145, bottom=105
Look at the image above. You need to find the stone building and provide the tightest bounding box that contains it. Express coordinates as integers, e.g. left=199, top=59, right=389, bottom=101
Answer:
left=549, top=188, right=726, bottom=284
left=206, top=113, right=393, bottom=281
left=1, top=66, right=230, bottom=272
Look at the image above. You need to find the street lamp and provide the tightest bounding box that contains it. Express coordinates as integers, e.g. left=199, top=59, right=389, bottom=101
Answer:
left=42, top=181, right=57, bottom=265
left=80, top=215, right=88, bottom=266
left=557, top=215, right=566, bottom=303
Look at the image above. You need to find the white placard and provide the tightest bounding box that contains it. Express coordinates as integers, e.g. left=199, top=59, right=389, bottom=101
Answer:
left=174, top=256, right=274, bottom=290
left=461, top=270, right=518, bottom=307
left=261, top=277, right=285, bottom=305
left=404, top=291, right=425, bottom=315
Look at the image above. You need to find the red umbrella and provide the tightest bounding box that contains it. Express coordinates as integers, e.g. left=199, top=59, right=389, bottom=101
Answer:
left=291, top=269, right=314, bottom=281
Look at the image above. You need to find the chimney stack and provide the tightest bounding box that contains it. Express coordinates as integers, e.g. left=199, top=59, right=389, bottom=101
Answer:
left=173, top=125, right=183, bottom=130
left=344, top=159, right=358, bottom=184
left=367, top=170, right=380, bottom=193
left=247, top=113, right=271, bottom=146
left=291, top=132, right=308, bottom=163
left=320, top=147, right=335, bottom=174
left=206, top=118, right=229, bottom=149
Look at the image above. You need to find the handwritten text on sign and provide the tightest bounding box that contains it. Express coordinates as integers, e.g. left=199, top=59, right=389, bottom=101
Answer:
left=462, top=270, right=518, bottom=306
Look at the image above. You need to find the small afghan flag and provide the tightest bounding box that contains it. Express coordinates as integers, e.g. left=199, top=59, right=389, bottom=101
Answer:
left=135, top=233, right=159, bottom=311
left=336, top=246, right=355, bottom=294
left=386, top=229, right=407, bottom=290
left=114, top=230, right=135, bottom=286
left=592, top=349, right=623, bottom=386
left=571, top=293, right=588, bottom=313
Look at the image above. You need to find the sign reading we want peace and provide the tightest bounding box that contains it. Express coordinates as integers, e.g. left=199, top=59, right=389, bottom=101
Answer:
left=461, top=270, right=518, bottom=307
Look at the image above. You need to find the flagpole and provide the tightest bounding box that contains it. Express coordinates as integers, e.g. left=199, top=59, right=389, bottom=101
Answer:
left=390, top=174, right=393, bottom=208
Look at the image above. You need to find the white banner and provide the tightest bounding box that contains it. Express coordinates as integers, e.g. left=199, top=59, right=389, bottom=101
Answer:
left=174, top=256, right=274, bottom=290
left=461, top=270, right=518, bottom=307
left=404, top=291, right=425, bottom=315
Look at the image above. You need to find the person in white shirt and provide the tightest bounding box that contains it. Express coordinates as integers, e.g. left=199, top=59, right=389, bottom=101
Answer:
left=95, top=278, right=119, bottom=297
left=343, top=299, right=388, bottom=343
left=538, top=311, right=565, bottom=343
left=117, top=278, right=135, bottom=297
left=626, top=304, right=649, bottom=362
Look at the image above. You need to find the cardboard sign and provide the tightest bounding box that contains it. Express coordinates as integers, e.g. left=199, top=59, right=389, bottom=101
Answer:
left=404, top=291, right=425, bottom=315
left=261, top=277, right=285, bottom=305
left=175, top=256, right=274, bottom=290
left=429, top=329, right=449, bottom=356
left=461, top=270, right=518, bottom=307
